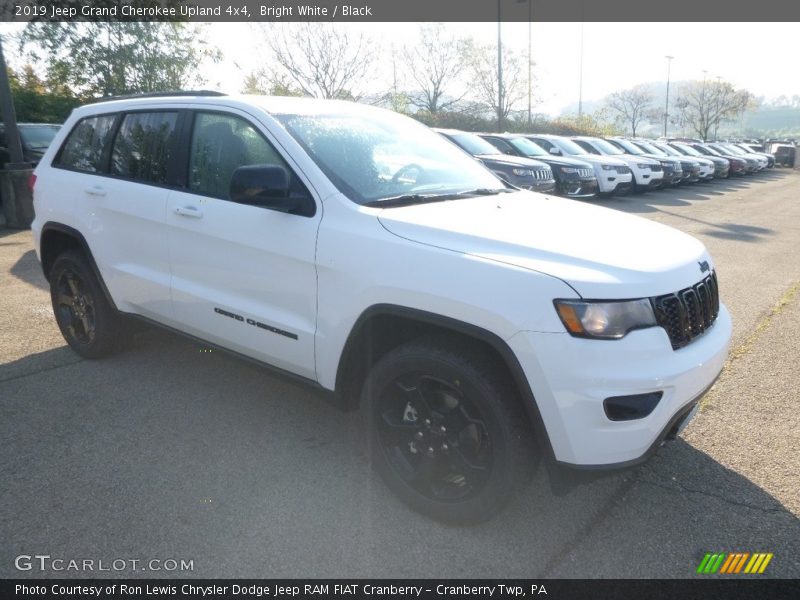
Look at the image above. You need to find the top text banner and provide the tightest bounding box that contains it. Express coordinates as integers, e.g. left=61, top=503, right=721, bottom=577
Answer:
left=3, top=0, right=798, bottom=22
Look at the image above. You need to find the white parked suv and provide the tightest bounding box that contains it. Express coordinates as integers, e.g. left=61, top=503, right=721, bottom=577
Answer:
left=31, top=93, right=731, bottom=523
left=526, top=134, right=634, bottom=195
left=571, top=136, right=665, bottom=191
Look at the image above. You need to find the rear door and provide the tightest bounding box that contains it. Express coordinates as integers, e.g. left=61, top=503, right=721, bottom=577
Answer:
left=165, top=108, right=320, bottom=380
left=49, top=110, right=177, bottom=320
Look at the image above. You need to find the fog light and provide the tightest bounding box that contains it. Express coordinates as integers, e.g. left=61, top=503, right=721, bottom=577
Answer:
left=603, top=392, right=663, bottom=421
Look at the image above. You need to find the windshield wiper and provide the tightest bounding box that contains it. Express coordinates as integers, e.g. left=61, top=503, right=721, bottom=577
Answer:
left=363, top=193, right=453, bottom=208
left=363, top=188, right=512, bottom=209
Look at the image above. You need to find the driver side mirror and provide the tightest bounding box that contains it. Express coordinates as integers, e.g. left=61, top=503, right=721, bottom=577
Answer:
left=230, top=164, right=304, bottom=213
left=549, top=147, right=562, bottom=156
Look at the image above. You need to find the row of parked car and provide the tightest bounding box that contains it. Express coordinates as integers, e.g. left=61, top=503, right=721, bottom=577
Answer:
left=435, top=129, right=776, bottom=200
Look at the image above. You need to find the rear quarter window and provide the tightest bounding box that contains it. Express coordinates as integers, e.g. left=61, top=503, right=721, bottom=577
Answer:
left=55, top=114, right=117, bottom=173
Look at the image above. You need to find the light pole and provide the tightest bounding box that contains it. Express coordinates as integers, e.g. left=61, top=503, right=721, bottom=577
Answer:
left=578, top=23, right=584, bottom=118
left=515, top=0, right=532, bottom=127
left=497, top=0, right=503, bottom=132
left=713, top=75, right=722, bottom=141
left=664, top=55, right=674, bottom=137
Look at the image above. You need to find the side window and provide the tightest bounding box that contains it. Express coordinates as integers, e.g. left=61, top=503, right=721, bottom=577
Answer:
left=55, top=114, right=117, bottom=173
left=532, top=138, right=553, bottom=152
left=188, top=112, right=289, bottom=199
left=110, top=112, right=178, bottom=185
left=574, top=140, right=596, bottom=154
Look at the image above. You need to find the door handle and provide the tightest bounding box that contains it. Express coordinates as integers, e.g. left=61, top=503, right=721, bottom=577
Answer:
left=174, top=206, right=203, bottom=218
left=84, top=185, right=106, bottom=197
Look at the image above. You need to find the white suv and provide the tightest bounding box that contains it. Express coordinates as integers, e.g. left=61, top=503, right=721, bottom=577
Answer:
left=571, top=136, right=665, bottom=191
left=525, top=134, right=634, bottom=195
left=31, top=94, right=731, bottom=523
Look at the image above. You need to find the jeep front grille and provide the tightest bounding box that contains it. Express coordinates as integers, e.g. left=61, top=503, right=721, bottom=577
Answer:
left=578, top=168, right=594, bottom=178
left=533, top=169, right=552, bottom=180
left=652, top=272, right=720, bottom=350
left=615, top=166, right=631, bottom=174
left=650, top=164, right=663, bottom=172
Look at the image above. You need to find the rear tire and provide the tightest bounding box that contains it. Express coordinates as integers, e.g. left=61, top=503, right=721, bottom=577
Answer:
left=363, top=337, right=535, bottom=524
left=49, top=250, right=129, bottom=359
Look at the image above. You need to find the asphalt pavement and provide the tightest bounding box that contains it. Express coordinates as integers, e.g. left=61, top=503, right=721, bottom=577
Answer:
left=1, top=169, right=798, bottom=578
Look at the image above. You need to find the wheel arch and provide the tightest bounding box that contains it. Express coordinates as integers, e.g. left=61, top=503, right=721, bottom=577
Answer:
left=39, top=222, right=118, bottom=310
left=334, top=304, right=555, bottom=461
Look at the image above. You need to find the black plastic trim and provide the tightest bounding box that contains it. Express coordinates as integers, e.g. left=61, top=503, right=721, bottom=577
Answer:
left=39, top=222, right=118, bottom=311
left=335, top=303, right=557, bottom=462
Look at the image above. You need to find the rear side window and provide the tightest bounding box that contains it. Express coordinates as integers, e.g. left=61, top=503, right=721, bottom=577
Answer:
left=55, top=115, right=117, bottom=173
left=110, top=112, right=178, bottom=185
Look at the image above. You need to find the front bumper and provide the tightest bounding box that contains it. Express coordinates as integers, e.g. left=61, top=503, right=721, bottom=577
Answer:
left=521, top=179, right=557, bottom=194
left=558, top=176, right=598, bottom=198
left=507, top=304, right=732, bottom=466
left=597, top=170, right=634, bottom=194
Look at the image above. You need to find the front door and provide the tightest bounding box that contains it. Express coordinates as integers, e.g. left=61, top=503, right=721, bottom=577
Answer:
left=166, top=109, right=320, bottom=380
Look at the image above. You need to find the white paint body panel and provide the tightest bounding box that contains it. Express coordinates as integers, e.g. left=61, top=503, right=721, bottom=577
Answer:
left=31, top=95, right=731, bottom=467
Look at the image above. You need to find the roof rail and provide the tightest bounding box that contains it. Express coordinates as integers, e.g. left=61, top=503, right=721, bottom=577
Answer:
left=92, top=90, right=227, bottom=103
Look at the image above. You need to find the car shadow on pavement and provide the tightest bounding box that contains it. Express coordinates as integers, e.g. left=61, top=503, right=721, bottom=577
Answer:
left=2, top=327, right=798, bottom=578
left=10, top=248, right=49, bottom=291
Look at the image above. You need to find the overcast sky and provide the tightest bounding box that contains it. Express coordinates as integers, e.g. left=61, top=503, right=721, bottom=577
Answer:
left=3, top=22, right=798, bottom=115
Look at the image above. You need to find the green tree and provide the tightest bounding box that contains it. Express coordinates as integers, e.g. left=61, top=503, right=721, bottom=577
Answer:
left=7, top=64, right=82, bottom=122
left=21, top=22, right=220, bottom=98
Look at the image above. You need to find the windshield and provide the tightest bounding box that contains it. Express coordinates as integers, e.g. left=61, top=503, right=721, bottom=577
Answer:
left=672, top=143, right=701, bottom=157
left=20, top=125, right=60, bottom=150
left=635, top=141, right=666, bottom=156
left=722, top=144, right=746, bottom=155
left=694, top=144, right=717, bottom=156
left=610, top=139, right=645, bottom=155
left=447, top=132, right=501, bottom=156
left=652, top=142, right=682, bottom=157
left=549, top=137, right=588, bottom=155
left=587, top=138, right=624, bottom=155
left=507, top=137, right=549, bottom=157
left=277, top=111, right=504, bottom=205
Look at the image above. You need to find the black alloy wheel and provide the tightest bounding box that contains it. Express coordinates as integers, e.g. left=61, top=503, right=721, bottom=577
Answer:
left=364, top=337, right=535, bottom=524
left=49, top=250, right=129, bottom=358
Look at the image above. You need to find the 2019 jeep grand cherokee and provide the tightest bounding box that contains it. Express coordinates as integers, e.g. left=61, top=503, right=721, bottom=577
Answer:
left=31, top=94, right=731, bottom=523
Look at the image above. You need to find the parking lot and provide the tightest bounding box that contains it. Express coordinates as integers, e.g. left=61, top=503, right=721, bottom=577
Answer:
left=1, top=169, right=799, bottom=578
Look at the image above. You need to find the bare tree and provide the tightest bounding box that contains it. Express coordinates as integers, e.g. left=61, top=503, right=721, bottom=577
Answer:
left=403, top=24, right=469, bottom=114
left=674, top=80, right=753, bottom=140
left=606, top=84, right=653, bottom=137
left=261, top=23, right=376, bottom=100
left=466, top=41, right=527, bottom=128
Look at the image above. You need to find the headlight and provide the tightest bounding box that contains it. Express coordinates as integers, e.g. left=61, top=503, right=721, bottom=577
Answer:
left=601, top=164, right=615, bottom=171
left=636, top=163, right=651, bottom=169
left=559, top=167, right=579, bottom=174
left=512, top=168, right=533, bottom=176
left=554, top=299, right=656, bottom=339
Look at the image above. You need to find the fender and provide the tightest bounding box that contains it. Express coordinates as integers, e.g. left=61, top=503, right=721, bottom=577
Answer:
left=335, top=303, right=556, bottom=462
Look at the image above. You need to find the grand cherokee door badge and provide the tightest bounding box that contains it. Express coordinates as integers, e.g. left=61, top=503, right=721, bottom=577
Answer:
left=214, top=307, right=298, bottom=340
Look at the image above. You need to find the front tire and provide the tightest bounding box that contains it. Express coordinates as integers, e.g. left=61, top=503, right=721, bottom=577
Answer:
left=363, top=337, right=535, bottom=524
left=49, top=250, right=128, bottom=359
